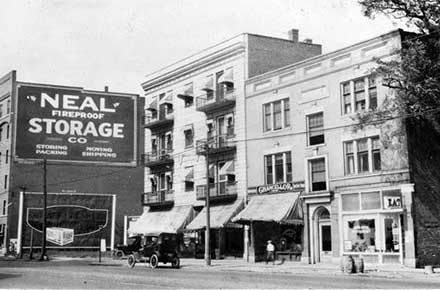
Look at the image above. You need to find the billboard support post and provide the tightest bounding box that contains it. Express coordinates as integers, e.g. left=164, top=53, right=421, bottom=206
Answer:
left=39, top=159, right=48, bottom=261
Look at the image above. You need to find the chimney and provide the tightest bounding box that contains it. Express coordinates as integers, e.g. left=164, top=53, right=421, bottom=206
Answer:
left=288, top=29, right=299, bottom=42
left=303, top=38, right=313, bottom=44
left=104, top=86, right=109, bottom=92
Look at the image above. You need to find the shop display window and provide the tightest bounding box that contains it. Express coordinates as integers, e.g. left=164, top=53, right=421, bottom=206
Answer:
left=345, top=219, right=376, bottom=252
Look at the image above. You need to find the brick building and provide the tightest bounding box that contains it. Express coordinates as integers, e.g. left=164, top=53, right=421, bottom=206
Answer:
left=0, top=71, right=144, bottom=255
left=241, top=29, right=439, bottom=267
left=132, top=29, right=321, bottom=259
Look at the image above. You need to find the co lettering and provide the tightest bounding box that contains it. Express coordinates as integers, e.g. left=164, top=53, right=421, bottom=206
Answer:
left=68, top=137, right=87, bottom=144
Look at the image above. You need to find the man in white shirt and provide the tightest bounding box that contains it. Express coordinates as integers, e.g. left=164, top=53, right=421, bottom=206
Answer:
left=266, top=240, right=275, bottom=265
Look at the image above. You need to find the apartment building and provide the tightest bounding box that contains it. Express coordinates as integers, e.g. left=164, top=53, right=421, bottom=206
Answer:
left=135, top=29, right=322, bottom=259
left=241, top=29, right=424, bottom=266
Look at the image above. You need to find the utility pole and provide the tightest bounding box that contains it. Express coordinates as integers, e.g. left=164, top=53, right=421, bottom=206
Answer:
left=39, top=159, right=48, bottom=261
left=205, top=144, right=211, bottom=266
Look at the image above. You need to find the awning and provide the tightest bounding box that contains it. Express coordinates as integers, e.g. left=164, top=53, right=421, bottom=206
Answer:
left=219, top=160, right=234, bottom=175
left=184, top=167, right=194, bottom=182
left=185, top=200, right=244, bottom=231
left=146, top=99, right=158, bottom=111
left=232, top=192, right=303, bottom=225
left=201, top=76, right=214, bottom=91
left=177, top=83, right=194, bottom=100
left=162, top=92, right=173, bottom=104
left=218, top=68, right=234, bottom=85
left=129, top=205, right=195, bottom=235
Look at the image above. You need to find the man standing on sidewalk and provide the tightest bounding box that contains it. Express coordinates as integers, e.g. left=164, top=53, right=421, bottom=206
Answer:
left=266, top=240, right=275, bottom=265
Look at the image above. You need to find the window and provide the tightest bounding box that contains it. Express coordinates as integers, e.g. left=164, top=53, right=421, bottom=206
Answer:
left=345, top=142, right=354, bottom=175
left=264, top=103, right=272, bottom=131
left=372, top=137, right=381, bottom=171
left=307, top=112, right=324, bottom=146
left=341, top=75, right=377, bottom=114
left=226, top=114, right=234, bottom=136
left=357, top=139, right=368, bottom=173
left=342, top=83, right=351, bottom=114
left=0, top=128, right=2, bottom=141
left=0, top=104, right=3, bottom=118
left=345, top=218, right=376, bottom=252
left=6, top=100, right=10, bottom=114
left=264, top=151, right=292, bottom=184
left=2, top=200, right=6, bottom=215
left=5, top=150, right=8, bottom=164
left=6, top=125, right=9, bottom=139
left=4, top=175, right=7, bottom=189
left=184, top=127, right=194, bottom=148
left=344, top=136, right=381, bottom=175
left=354, top=79, right=366, bottom=111
left=263, top=98, right=290, bottom=132
left=309, top=158, right=326, bottom=191
left=0, top=152, right=2, bottom=165
left=273, top=101, right=282, bottom=130
left=368, top=77, right=377, bottom=110
left=184, top=166, right=194, bottom=192
left=151, top=137, right=158, bottom=154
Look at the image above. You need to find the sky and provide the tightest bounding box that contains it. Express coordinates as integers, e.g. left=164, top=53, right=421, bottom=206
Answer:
left=0, top=0, right=404, bottom=95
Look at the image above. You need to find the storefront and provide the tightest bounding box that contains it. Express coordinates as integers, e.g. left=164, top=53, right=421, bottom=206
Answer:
left=339, top=187, right=409, bottom=264
left=185, top=200, right=244, bottom=259
left=233, top=189, right=303, bottom=262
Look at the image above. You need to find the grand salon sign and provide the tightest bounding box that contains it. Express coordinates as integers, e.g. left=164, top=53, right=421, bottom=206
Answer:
left=257, top=182, right=305, bottom=194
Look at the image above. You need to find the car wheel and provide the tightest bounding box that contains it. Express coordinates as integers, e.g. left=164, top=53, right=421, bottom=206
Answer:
left=171, top=257, right=180, bottom=269
left=115, top=251, right=123, bottom=259
left=127, top=254, right=136, bottom=268
left=150, top=254, right=159, bottom=269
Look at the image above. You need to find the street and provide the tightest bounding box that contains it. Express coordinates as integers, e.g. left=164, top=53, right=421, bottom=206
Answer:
left=1, top=259, right=440, bottom=289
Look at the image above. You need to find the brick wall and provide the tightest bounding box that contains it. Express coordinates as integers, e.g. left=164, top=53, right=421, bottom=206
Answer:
left=247, top=35, right=322, bottom=78
left=406, top=118, right=440, bottom=267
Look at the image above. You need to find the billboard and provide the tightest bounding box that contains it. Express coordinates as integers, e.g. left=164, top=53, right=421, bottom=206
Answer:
left=15, top=83, right=137, bottom=165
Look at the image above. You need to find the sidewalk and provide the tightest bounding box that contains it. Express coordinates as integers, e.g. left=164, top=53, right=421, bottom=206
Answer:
left=4, top=254, right=440, bottom=281
left=177, top=258, right=440, bottom=280
left=91, top=256, right=440, bottom=280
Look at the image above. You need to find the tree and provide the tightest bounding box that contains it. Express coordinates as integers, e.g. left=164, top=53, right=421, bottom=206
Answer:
left=356, top=0, right=440, bottom=125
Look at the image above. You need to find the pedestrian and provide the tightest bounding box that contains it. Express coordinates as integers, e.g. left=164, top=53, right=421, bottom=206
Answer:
left=266, top=240, right=275, bottom=265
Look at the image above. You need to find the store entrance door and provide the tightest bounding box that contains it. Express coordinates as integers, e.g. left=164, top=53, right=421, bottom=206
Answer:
left=319, top=222, right=332, bottom=261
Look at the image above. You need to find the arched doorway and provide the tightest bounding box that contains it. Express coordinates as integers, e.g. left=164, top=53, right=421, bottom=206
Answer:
left=313, top=206, right=331, bottom=263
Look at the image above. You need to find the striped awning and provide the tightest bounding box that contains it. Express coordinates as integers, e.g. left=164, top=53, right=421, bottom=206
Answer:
left=146, top=99, right=158, bottom=111
left=232, top=192, right=303, bottom=225
left=185, top=200, right=244, bottom=231
left=218, top=68, right=234, bottom=85
left=177, top=83, right=194, bottom=100
left=201, top=76, right=214, bottom=91
left=129, top=205, right=195, bottom=235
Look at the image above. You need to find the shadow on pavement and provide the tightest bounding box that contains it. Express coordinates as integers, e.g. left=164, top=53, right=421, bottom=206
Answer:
left=0, top=273, right=22, bottom=280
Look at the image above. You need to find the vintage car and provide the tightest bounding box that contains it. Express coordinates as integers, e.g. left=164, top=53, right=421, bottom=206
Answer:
left=113, top=235, right=143, bottom=258
left=127, top=232, right=180, bottom=269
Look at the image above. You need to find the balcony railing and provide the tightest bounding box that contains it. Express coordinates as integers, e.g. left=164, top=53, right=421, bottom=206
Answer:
left=196, top=134, right=236, bottom=155
left=144, top=112, right=174, bottom=129
left=142, top=190, right=174, bottom=206
left=196, top=90, right=235, bottom=113
left=142, top=149, right=173, bottom=167
left=196, top=181, right=237, bottom=201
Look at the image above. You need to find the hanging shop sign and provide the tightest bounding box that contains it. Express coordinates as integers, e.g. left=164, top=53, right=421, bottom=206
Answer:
left=257, top=181, right=305, bottom=195
left=15, top=83, right=137, bottom=165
